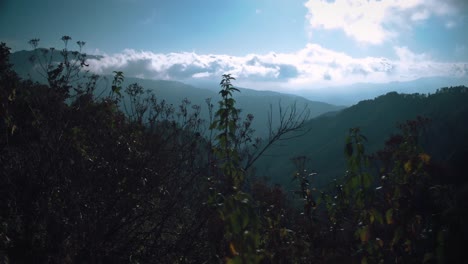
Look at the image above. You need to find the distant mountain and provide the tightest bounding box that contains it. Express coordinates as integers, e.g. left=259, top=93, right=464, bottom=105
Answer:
left=9, top=48, right=103, bottom=81
left=8, top=50, right=344, bottom=137
left=297, top=77, right=468, bottom=106
left=255, top=87, right=468, bottom=189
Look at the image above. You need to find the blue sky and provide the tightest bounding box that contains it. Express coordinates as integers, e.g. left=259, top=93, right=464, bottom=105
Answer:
left=1, top=0, right=467, bottom=92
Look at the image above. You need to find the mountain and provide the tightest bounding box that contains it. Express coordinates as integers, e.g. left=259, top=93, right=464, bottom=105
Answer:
left=255, top=86, right=468, bottom=189
left=297, top=76, right=468, bottom=106
left=8, top=50, right=344, bottom=137
left=8, top=48, right=103, bottom=80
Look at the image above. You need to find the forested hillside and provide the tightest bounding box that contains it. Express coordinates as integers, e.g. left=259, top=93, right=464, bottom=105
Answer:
left=1, top=40, right=467, bottom=263
left=256, top=88, right=468, bottom=189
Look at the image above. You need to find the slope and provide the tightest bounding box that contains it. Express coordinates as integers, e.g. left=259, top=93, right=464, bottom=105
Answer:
left=255, top=87, right=468, bottom=190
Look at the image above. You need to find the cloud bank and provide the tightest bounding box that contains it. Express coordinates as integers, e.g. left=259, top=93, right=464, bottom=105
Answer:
left=86, top=44, right=467, bottom=91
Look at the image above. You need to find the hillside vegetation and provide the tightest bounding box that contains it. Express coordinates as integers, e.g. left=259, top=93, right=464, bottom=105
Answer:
left=1, top=39, right=467, bottom=263
left=257, top=88, right=468, bottom=189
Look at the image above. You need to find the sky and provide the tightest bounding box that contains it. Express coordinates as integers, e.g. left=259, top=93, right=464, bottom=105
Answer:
left=1, top=0, right=468, bottom=93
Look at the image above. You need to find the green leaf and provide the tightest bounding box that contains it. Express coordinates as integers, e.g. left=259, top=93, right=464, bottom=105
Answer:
left=357, top=142, right=364, bottom=154
left=385, top=209, right=394, bottom=224
left=362, top=172, right=372, bottom=188
left=370, top=209, right=383, bottom=224
left=111, top=85, right=121, bottom=96
left=350, top=176, right=359, bottom=190
left=345, top=141, right=353, bottom=157
left=361, top=256, right=368, bottom=264
left=226, top=256, right=243, bottom=264
left=392, top=226, right=403, bottom=246
left=359, top=225, right=370, bottom=243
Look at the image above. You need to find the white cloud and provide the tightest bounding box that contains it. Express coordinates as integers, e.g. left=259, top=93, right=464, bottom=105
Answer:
left=394, top=46, right=429, bottom=62
left=411, top=9, right=430, bottom=21
left=86, top=44, right=468, bottom=92
left=304, top=0, right=462, bottom=45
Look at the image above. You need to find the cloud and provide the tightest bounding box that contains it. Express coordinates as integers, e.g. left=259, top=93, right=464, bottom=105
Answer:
left=87, top=50, right=300, bottom=83
left=394, top=46, right=429, bottom=62
left=86, top=44, right=468, bottom=92
left=304, top=0, right=465, bottom=44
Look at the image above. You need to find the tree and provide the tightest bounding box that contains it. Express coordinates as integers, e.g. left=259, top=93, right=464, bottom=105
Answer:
left=1, top=40, right=315, bottom=263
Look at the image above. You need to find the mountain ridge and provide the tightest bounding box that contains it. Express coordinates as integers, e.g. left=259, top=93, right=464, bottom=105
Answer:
left=255, top=86, right=468, bottom=189
left=8, top=50, right=345, bottom=137
left=297, top=76, right=468, bottom=105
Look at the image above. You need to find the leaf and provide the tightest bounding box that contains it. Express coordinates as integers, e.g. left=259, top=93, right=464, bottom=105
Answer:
left=8, top=88, right=16, bottom=101
left=404, top=239, right=412, bottom=252
left=10, top=124, right=17, bottom=135
left=392, top=227, right=403, bottom=246
left=357, top=142, right=364, bottom=154
left=404, top=161, right=412, bottom=173
left=209, top=122, right=218, bottom=130
left=345, top=141, right=353, bottom=157
left=362, top=172, right=372, bottom=188
left=419, top=153, right=431, bottom=164
left=229, top=242, right=239, bottom=256
left=361, top=256, right=368, bottom=264
left=226, top=256, right=243, bottom=264
left=359, top=225, right=370, bottom=243
left=111, top=85, right=121, bottom=96
left=370, top=209, right=383, bottom=224
left=376, top=237, right=384, bottom=247
left=350, top=175, right=359, bottom=190
left=385, top=209, right=394, bottom=225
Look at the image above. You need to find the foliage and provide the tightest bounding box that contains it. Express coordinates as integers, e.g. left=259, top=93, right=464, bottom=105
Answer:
left=0, top=40, right=212, bottom=263
left=311, top=117, right=461, bottom=263
left=1, top=39, right=311, bottom=263
left=255, top=87, right=468, bottom=190
left=1, top=38, right=467, bottom=263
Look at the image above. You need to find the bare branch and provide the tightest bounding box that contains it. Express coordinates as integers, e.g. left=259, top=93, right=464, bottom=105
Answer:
left=243, top=101, right=311, bottom=171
